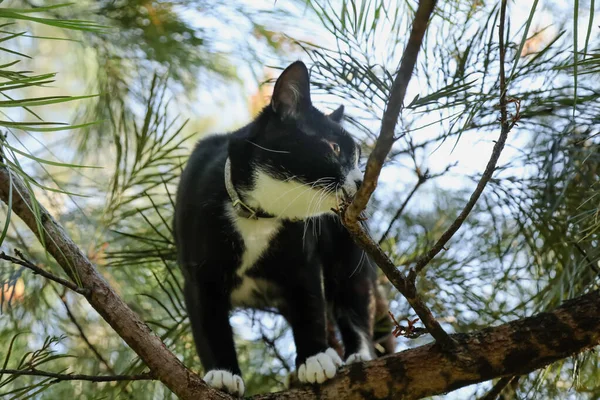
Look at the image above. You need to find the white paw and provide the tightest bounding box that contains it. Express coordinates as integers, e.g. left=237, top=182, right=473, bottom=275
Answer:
left=346, top=351, right=374, bottom=364
left=298, top=348, right=344, bottom=384
left=203, top=370, right=245, bottom=397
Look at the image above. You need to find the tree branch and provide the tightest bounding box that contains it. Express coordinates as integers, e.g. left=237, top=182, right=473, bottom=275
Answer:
left=340, top=220, right=453, bottom=347
left=413, top=0, right=516, bottom=274
left=0, top=167, right=230, bottom=399
left=378, top=163, right=455, bottom=245
left=56, top=288, right=115, bottom=374
left=478, top=376, right=518, bottom=400
left=344, top=0, right=437, bottom=223
left=0, top=250, right=90, bottom=296
left=251, top=289, right=600, bottom=400
left=378, top=173, right=427, bottom=245
left=339, top=0, right=452, bottom=348
left=0, top=368, right=154, bottom=382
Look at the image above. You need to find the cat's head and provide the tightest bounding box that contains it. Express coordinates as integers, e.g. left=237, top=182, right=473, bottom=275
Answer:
left=229, top=61, right=363, bottom=220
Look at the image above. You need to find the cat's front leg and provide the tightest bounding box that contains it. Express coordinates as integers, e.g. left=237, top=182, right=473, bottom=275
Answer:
left=183, top=277, right=245, bottom=397
left=297, top=348, right=344, bottom=384
left=335, top=272, right=378, bottom=365
left=285, top=287, right=343, bottom=384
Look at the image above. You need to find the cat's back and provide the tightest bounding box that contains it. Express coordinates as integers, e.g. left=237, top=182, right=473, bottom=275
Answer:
left=174, top=132, right=237, bottom=243
left=177, top=126, right=245, bottom=203
left=182, top=134, right=229, bottom=188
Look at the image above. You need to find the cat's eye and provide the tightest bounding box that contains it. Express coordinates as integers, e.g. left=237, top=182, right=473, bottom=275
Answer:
left=326, top=140, right=341, bottom=157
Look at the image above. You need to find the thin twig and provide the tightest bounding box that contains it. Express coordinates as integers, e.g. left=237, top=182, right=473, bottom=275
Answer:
left=413, top=0, right=517, bottom=275
left=260, top=330, right=292, bottom=373
left=573, top=242, right=600, bottom=276
left=340, top=219, right=453, bottom=347
left=388, top=311, right=428, bottom=339
left=378, top=174, right=427, bottom=245
left=378, top=163, right=456, bottom=245
left=344, top=0, right=437, bottom=223
left=56, top=289, right=115, bottom=373
left=478, top=376, right=518, bottom=400
left=339, top=0, right=453, bottom=347
left=0, top=368, right=154, bottom=382
left=0, top=250, right=90, bottom=296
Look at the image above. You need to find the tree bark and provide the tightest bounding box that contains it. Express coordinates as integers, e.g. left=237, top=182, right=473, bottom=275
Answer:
left=0, top=166, right=230, bottom=400
left=252, top=289, right=600, bottom=400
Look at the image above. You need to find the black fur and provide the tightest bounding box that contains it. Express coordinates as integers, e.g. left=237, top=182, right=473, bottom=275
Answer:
left=174, top=61, right=382, bottom=383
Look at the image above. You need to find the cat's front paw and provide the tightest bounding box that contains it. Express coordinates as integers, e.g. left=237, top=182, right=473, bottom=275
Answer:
left=203, top=370, right=245, bottom=397
left=298, top=348, right=344, bottom=384
left=346, top=351, right=374, bottom=364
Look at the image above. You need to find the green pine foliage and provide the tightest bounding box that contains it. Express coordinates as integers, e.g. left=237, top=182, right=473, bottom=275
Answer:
left=0, top=0, right=599, bottom=398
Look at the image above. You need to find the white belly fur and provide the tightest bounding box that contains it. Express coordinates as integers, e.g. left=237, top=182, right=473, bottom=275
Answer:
left=227, top=204, right=282, bottom=306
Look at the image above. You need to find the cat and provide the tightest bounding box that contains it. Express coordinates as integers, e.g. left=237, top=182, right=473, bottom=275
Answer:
left=174, top=61, right=390, bottom=397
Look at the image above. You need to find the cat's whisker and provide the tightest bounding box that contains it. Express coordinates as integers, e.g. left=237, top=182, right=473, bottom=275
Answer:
left=275, top=183, right=324, bottom=218
left=308, top=183, right=336, bottom=238
left=310, top=183, right=334, bottom=218
left=302, top=216, right=311, bottom=249
left=301, top=182, right=333, bottom=243
left=312, top=182, right=333, bottom=214
left=304, top=188, right=324, bottom=243
left=246, top=140, right=291, bottom=154
left=274, top=178, right=335, bottom=218
left=333, top=183, right=341, bottom=212
left=349, top=249, right=366, bottom=278
left=307, top=183, right=335, bottom=239
left=265, top=177, right=329, bottom=208
left=306, top=181, right=332, bottom=215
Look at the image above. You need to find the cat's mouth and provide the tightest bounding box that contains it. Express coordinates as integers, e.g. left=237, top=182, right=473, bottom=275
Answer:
left=341, top=185, right=354, bottom=199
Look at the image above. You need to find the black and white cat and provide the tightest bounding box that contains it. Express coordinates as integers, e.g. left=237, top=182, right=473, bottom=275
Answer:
left=174, top=61, right=382, bottom=396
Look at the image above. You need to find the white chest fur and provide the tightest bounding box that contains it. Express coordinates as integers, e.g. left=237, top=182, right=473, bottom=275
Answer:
left=227, top=204, right=282, bottom=306
left=247, top=169, right=338, bottom=220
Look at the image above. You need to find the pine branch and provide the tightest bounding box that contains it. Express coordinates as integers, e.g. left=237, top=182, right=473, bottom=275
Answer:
left=344, top=0, right=437, bottom=223
left=0, top=368, right=154, bottom=382
left=0, top=168, right=229, bottom=400
left=56, top=288, right=115, bottom=374
left=0, top=250, right=90, bottom=296
left=413, top=0, right=519, bottom=274
left=478, top=376, right=519, bottom=400
left=339, top=0, right=453, bottom=348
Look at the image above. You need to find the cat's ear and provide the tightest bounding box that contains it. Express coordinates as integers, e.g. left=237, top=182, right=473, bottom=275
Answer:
left=271, top=61, right=311, bottom=118
left=328, top=105, right=344, bottom=123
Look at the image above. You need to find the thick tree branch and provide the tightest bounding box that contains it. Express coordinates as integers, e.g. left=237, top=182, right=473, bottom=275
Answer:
left=252, top=290, right=600, bottom=400
left=0, top=167, right=231, bottom=400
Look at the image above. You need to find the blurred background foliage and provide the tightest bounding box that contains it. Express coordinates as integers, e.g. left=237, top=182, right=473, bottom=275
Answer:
left=0, top=0, right=599, bottom=399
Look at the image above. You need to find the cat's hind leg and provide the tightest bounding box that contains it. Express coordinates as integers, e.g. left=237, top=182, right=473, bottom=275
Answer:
left=334, top=260, right=378, bottom=365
